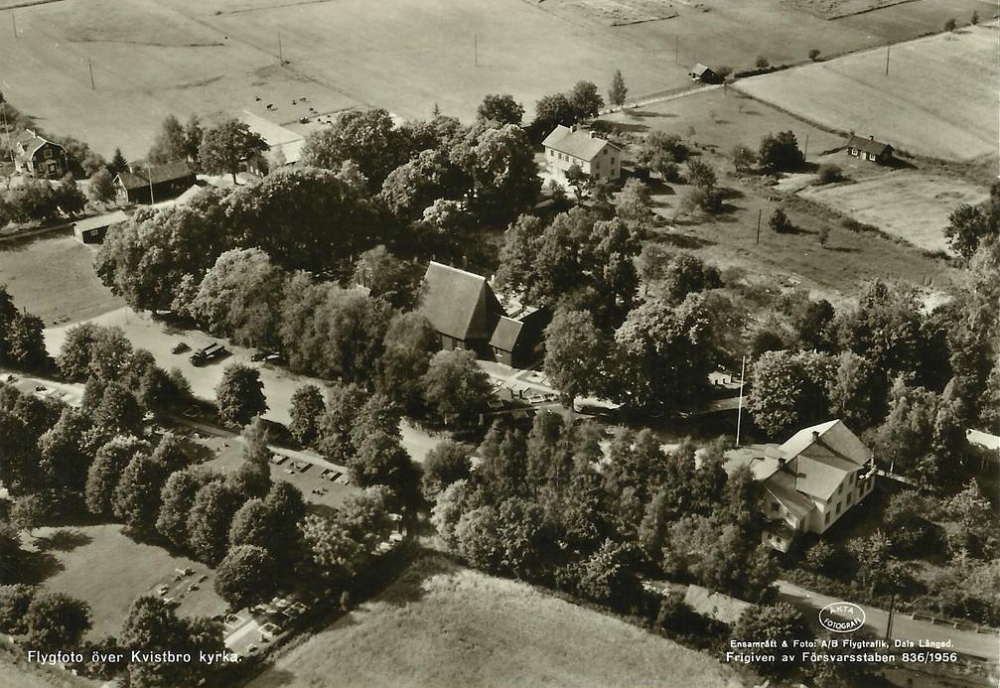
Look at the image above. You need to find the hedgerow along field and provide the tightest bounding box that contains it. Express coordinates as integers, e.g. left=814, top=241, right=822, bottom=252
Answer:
left=0, top=0, right=986, bottom=160
left=247, top=555, right=742, bottom=688
left=735, top=25, right=999, bottom=161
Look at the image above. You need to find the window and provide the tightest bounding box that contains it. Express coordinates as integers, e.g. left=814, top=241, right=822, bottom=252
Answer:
left=836, top=502, right=842, bottom=515
left=849, top=472, right=854, bottom=485
left=771, top=502, right=779, bottom=513
left=44, top=149, right=52, bottom=159
left=848, top=493, right=853, bottom=505
left=603, top=148, right=608, bottom=155
left=825, top=512, right=831, bottom=525
left=838, top=483, right=843, bottom=495
left=611, top=157, right=616, bottom=166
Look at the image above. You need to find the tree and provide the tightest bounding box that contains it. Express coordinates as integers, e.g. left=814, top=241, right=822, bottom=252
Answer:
left=805, top=541, right=838, bottom=575
left=0, top=584, right=36, bottom=635
left=614, top=178, right=652, bottom=228
left=379, top=150, right=466, bottom=222
left=85, top=436, right=152, bottom=517
left=568, top=81, right=604, bottom=121
left=421, top=349, right=492, bottom=425
left=263, top=482, right=307, bottom=561
left=3, top=310, right=48, bottom=370
left=88, top=167, right=117, bottom=205
left=613, top=293, right=716, bottom=409
left=112, top=455, right=167, bottom=531
left=214, top=545, right=278, bottom=611
left=608, top=69, right=628, bottom=107
left=156, top=468, right=209, bottom=547
left=301, top=108, right=411, bottom=189
left=769, top=207, right=793, bottom=233
left=637, top=131, right=688, bottom=179
left=827, top=352, right=882, bottom=430
left=571, top=539, right=643, bottom=610
left=353, top=245, right=425, bottom=309
left=731, top=603, right=811, bottom=676
left=336, top=486, right=396, bottom=551
left=661, top=253, right=721, bottom=305
left=944, top=182, right=999, bottom=259
left=808, top=48, right=821, bottom=61
left=816, top=163, right=844, bottom=185
left=148, top=114, right=190, bottom=164
left=351, top=431, right=419, bottom=508
left=109, top=148, right=128, bottom=175
left=198, top=118, right=266, bottom=183
left=755, top=55, right=770, bottom=70
left=543, top=309, right=609, bottom=402
left=533, top=93, right=576, bottom=133
left=3, top=179, right=60, bottom=224
left=10, top=495, right=49, bottom=535
left=378, top=312, right=440, bottom=414
left=227, top=499, right=274, bottom=550
left=466, top=124, right=540, bottom=222
left=971, top=10, right=978, bottom=25
left=759, top=131, right=804, bottom=172
left=215, top=364, right=267, bottom=428
left=24, top=592, right=92, bottom=652
left=730, top=144, right=758, bottom=173
left=747, top=350, right=836, bottom=437
left=315, top=382, right=367, bottom=462
left=944, top=17, right=957, bottom=32
left=422, top=440, right=473, bottom=500
left=301, top=515, right=365, bottom=580
left=187, top=480, right=240, bottom=564
left=847, top=530, right=893, bottom=592
left=289, top=384, right=325, bottom=446
left=477, top=94, right=524, bottom=126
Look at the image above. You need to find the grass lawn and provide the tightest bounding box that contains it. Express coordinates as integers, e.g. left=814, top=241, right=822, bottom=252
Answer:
left=248, top=555, right=742, bottom=688
left=23, top=524, right=226, bottom=639
left=736, top=25, right=999, bottom=161
left=0, top=231, right=122, bottom=326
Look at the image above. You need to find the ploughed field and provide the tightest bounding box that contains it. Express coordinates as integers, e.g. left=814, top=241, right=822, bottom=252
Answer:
left=736, top=25, right=999, bottom=161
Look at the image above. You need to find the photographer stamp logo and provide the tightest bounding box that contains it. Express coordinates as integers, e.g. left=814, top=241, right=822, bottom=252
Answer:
left=819, top=602, right=866, bottom=633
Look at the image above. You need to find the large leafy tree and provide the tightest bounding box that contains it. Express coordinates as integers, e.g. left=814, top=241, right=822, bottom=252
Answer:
left=568, top=81, right=604, bottom=121
left=747, top=349, right=836, bottom=437
left=613, top=293, right=716, bottom=409
left=380, top=149, right=466, bottom=221
left=85, top=436, right=152, bottom=517
left=944, top=181, right=999, bottom=259
left=758, top=130, right=804, bottom=172
left=730, top=603, right=812, bottom=676
left=543, top=309, right=610, bottom=402
left=377, top=312, right=440, bottom=414
left=112, top=455, right=167, bottom=531
left=214, top=545, right=278, bottom=611
left=608, top=70, right=628, bottom=107
left=301, top=108, right=412, bottom=190
left=421, top=440, right=473, bottom=500
left=215, top=364, right=267, bottom=428
left=24, top=592, right=92, bottom=652
left=95, top=188, right=231, bottom=313
left=421, top=350, right=492, bottom=425
left=156, top=468, right=212, bottom=548
left=300, top=515, right=365, bottom=581
left=147, top=115, right=190, bottom=164
left=198, top=118, right=266, bottom=183
left=466, top=124, right=539, bottom=222
left=187, top=480, right=240, bottom=564
left=288, top=384, right=325, bottom=446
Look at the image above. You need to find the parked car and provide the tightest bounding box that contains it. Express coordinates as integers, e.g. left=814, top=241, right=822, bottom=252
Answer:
left=171, top=342, right=189, bottom=354
left=190, top=342, right=227, bottom=366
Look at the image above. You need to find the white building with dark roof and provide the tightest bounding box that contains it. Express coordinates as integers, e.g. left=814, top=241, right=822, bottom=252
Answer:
left=725, top=420, right=876, bottom=552
left=13, top=129, right=67, bottom=178
left=542, top=125, right=621, bottom=184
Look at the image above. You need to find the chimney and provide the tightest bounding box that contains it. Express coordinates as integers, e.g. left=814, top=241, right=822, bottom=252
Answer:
left=812, top=430, right=820, bottom=442
left=777, top=457, right=787, bottom=470
left=868, top=135, right=874, bottom=140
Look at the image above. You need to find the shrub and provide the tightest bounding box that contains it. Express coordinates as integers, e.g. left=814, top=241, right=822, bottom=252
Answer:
left=944, top=18, right=956, bottom=32
left=816, top=163, right=843, bottom=185
left=808, top=49, right=821, bottom=61
left=769, top=208, right=793, bottom=233
left=755, top=55, right=770, bottom=70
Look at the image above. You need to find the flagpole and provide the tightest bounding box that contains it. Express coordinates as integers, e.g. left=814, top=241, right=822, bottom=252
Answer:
left=736, top=355, right=746, bottom=446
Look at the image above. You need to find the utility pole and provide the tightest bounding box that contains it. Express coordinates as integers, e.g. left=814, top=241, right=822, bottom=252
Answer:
left=755, top=208, right=762, bottom=244
left=885, top=45, right=890, bottom=76
left=674, top=35, right=679, bottom=65
left=885, top=592, right=896, bottom=641
left=11, top=11, right=17, bottom=38
left=278, top=32, right=283, bottom=64
left=735, top=355, right=746, bottom=446
left=1, top=99, right=13, bottom=166
left=474, top=34, right=478, bottom=67
left=88, top=58, right=95, bottom=90
left=804, top=133, right=809, bottom=160
left=147, top=166, right=155, bottom=205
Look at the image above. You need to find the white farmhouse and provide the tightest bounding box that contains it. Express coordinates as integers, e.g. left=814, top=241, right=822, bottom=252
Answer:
left=542, top=125, right=621, bottom=184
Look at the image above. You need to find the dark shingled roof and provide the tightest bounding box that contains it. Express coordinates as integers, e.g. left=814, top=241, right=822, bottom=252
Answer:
left=846, top=135, right=893, bottom=156
left=16, top=129, right=62, bottom=159
left=489, top=316, right=524, bottom=353
left=117, top=161, right=194, bottom=190
left=418, top=262, right=504, bottom=343
left=690, top=63, right=714, bottom=76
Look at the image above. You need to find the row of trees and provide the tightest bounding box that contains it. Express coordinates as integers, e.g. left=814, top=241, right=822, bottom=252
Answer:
left=0, top=286, right=48, bottom=370
left=430, top=413, right=778, bottom=612
left=0, top=176, right=87, bottom=228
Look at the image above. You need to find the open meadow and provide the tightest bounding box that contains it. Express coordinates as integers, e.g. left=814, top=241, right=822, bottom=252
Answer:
left=0, top=644, right=99, bottom=688
left=0, top=231, right=122, bottom=326
left=247, top=555, right=742, bottom=688
left=21, top=524, right=226, bottom=639
left=736, top=24, right=999, bottom=161
left=0, top=0, right=989, bottom=158
left=798, top=170, right=991, bottom=253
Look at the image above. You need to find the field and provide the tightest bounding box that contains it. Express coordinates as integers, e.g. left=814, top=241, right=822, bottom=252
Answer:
left=0, top=645, right=99, bottom=688
left=21, top=524, right=226, bottom=638
left=247, top=555, right=741, bottom=688
left=736, top=25, right=999, bottom=161
left=0, top=0, right=987, bottom=159
left=798, top=170, right=991, bottom=253
left=0, top=231, right=122, bottom=325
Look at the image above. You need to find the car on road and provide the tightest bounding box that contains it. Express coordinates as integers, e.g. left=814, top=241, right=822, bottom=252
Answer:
left=190, top=342, right=228, bottom=366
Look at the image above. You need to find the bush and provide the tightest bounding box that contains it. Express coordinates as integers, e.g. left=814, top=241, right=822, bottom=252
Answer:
left=808, top=48, right=821, bottom=61
left=944, top=18, right=957, bottom=32
left=805, top=541, right=838, bottom=575
left=816, top=163, right=844, bottom=185
left=769, top=207, right=793, bottom=233
left=755, top=55, right=770, bottom=70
